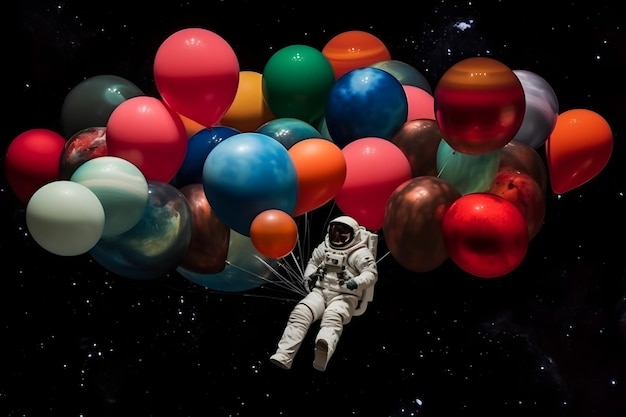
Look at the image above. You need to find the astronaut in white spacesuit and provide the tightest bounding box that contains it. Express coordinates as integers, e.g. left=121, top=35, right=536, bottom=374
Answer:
left=270, top=215, right=378, bottom=371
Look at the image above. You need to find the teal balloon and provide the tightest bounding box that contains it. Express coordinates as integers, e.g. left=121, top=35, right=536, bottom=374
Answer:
left=61, top=74, right=144, bottom=138
left=262, top=44, right=335, bottom=125
left=177, top=230, right=280, bottom=292
left=256, top=117, right=325, bottom=149
left=369, top=59, right=432, bottom=94
left=70, top=156, right=149, bottom=237
left=89, top=181, right=192, bottom=279
left=436, top=139, right=499, bottom=195
left=202, top=132, right=298, bottom=236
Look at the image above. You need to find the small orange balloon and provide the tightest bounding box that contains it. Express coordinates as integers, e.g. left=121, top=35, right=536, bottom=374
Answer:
left=220, top=71, right=275, bottom=132
left=250, top=209, right=298, bottom=259
left=179, top=113, right=206, bottom=138
left=288, top=138, right=347, bottom=217
left=322, top=30, right=391, bottom=80
left=545, top=108, right=613, bottom=194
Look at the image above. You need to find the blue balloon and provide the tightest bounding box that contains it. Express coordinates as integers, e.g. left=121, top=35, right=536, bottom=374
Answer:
left=325, top=67, right=408, bottom=148
left=175, top=126, right=240, bottom=187
left=256, top=117, right=324, bottom=149
left=202, top=132, right=298, bottom=236
left=89, top=181, right=193, bottom=279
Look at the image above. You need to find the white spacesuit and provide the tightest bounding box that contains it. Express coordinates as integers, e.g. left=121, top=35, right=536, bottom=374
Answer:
left=270, top=216, right=378, bottom=371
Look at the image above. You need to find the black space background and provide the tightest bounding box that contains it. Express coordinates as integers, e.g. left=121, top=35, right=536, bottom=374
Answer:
left=2, top=1, right=625, bottom=416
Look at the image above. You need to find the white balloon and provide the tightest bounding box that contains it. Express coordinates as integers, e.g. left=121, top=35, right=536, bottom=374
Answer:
left=26, top=180, right=105, bottom=256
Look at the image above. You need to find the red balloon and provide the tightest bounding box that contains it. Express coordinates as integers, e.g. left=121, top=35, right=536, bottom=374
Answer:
left=288, top=138, right=346, bottom=217
left=335, top=137, right=412, bottom=231
left=383, top=176, right=461, bottom=273
left=5, top=128, right=66, bottom=204
left=442, top=192, right=529, bottom=278
left=250, top=209, right=298, bottom=259
left=545, top=109, right=613, bottom=194
left=434, top=57, right=526, bottom=155
left=154, top=28, right=240, bottom=127
left=106, top=96, right=188, bottom=183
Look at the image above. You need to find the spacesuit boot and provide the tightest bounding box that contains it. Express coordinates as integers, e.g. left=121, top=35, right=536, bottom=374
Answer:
left=270, top=302, right=314, bottom=370
left=312, top=326, right=341, bottom=371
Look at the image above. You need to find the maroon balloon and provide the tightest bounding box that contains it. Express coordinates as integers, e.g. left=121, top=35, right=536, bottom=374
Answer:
left=383, top=176, right=462, bottom=273
left=59, top=127, right=108, bottom=180
left=390, top=119, right=442, bottom=178
left=498, top=139, right=548, bottom=194
left=179, top=184, right=230, bottom=273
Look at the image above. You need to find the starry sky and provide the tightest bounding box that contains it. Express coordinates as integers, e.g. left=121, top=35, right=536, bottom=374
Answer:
left=3, top=0, right=626, bottom=416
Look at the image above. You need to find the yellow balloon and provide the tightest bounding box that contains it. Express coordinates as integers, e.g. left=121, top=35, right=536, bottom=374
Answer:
left=220, top=71, right=275, bottom=132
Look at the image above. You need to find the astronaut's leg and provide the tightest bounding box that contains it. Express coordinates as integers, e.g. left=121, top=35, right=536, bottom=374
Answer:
left=270, top=292, right=323, bottom=370
left=313, top=294, right=358, bottom=371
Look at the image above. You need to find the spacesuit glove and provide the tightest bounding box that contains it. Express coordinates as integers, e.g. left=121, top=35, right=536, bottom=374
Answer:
left=304, top=276, right=315, bottom=291
left=345, top=279, right=358, bottom=290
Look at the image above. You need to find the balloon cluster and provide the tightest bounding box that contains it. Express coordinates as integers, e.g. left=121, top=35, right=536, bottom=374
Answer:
left=4, top=28, right=614, bottom=286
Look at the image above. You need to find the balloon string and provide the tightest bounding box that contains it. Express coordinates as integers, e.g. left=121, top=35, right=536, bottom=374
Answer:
left=437, top=149, right=455, bottom=177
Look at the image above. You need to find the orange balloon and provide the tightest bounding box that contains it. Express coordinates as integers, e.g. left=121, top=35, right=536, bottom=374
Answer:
left=220, top=71, right=275, bottom=132
left=288, top=138, right=346, bottom=217
left=179, top=113, right=206, bottom=138
left=250, top=209, right=298, bottom=259
left=322, top=30, right=391, bottom=80
left=545, top=108, right=613, bottom=194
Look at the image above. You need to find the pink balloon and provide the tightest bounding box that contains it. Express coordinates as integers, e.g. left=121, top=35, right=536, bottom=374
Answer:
left=335, top=137, right=412, bottom=231
left=106, top=96, right=188, bottom=183
left=154, top=28, right=240, bottom=128
left=403, top=85, right=435, bottom=121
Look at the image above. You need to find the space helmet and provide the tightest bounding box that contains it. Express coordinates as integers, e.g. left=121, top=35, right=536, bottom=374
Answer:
left=328, top=216, right=360, bottom=248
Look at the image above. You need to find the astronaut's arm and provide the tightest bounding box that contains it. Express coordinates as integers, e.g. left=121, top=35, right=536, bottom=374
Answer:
left=346, top=251, right=378, bottom=289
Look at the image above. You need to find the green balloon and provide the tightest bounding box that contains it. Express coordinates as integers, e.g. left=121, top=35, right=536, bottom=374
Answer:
left=436, top=139, right=499, bottom=195
left=61, top=74, right=144, bottom=138
left=262, top=44, right=335, bottom=125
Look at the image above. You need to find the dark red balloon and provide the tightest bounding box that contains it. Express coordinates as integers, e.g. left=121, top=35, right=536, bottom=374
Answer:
left=383, top=176, right=461, bottom=273
left=390, top=119, right=442, bottom=178
left=498, top=139, right=548, bottom=194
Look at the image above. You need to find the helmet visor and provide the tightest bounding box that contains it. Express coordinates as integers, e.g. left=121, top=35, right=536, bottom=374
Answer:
left=329, top=223, right=353, bottom=246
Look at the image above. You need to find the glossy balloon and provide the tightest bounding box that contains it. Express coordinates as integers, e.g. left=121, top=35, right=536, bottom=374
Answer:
left=250, top=209, right=298, bottom=259
left=70, top=156, right=149, bottom=238
left=368, top=59, right=432, bottom=94
left=436, top=139, right=500, bottom=194
left=322, top=30, right=391, bottom=80
left=5, top=128, right=66, bottom=204
left=487, top=168, right=545, bottom=240
left=106, top=96, right=188, bottom=183
left=442, top=192, right=529, bottom=278
left=383, top=176, right=461, bottom=272
left=178, top=230, right=279, bottom=292
left=288, top=138, right=347, bottom=217
left=59, top=127, right=108, bottom=180
left=26, top=180, right=105, bottom=256
left=545, top=109, right=613, bottom=194
left=403, top=85, right=435, bottom=121
left=498, top=139, right=548, bottom=194
left=153, top=28, right=239, bottom=127
left=60, top=74, right=144, bottom=138
left=175, top=126, right=240, bottom=187
left=390, top=119, right=442, bottom=178
left=220, top=70, right=275, bottom=132
left=179, top=183, right=230, bottom=274
left=262, top=44, right=335, bottom=125
left=89, top=181, right=193, bottom=279
left=434, top=57, right=526, bottom=155
left=256, top=117, right=324, bottom=149
left=512, top=69, right=559, bottom=149
left=335, top=137, right=412, bottom=231
left=202, top=132, right=298, bottom=236
left=325, top=67, right=408, bottom=148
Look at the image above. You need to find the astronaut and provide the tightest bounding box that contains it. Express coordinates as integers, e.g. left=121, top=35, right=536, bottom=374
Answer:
left=270, top=215, right=378, bottom=371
